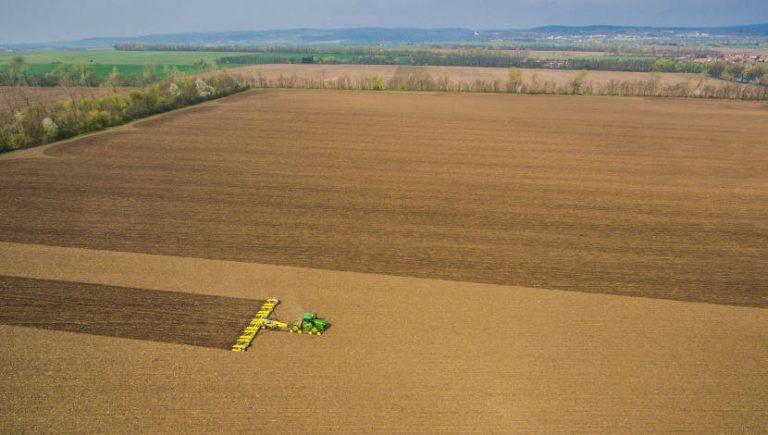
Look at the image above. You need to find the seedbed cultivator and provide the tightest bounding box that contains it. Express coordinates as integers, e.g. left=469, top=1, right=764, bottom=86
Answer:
left=231, top=298, right=329, bottom=352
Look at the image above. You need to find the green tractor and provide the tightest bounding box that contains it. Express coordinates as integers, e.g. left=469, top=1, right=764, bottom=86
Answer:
left=290, top=312, right=329, bottom=335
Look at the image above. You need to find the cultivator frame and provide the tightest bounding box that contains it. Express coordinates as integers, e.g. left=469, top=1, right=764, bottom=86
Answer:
left=231, top=298, right=279, bottom=352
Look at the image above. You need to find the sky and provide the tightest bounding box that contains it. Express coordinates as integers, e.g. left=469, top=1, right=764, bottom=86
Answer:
left=1, top=0, right=767, bottom=43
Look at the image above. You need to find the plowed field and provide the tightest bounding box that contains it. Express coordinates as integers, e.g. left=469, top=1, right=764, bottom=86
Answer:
left=0, top=276, right=263, bottom=349
left=1, top=89, right=766, bottom=307
left=0, top=242, right=766, bottom=432
left=1, top=89, right=766, bottom=432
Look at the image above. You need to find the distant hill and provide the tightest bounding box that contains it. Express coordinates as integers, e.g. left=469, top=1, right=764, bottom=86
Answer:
left=2, top=28, right=481, bottom=50
left=529, top=24, right=768, bottom=36
left=75, top=28, right=480, bottom=46
left=712, top=23, right=768, bottom=35
left=3, top=24, right=768, bottom=51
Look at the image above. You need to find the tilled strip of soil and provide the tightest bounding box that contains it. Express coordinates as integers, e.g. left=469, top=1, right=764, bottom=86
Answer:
left=0, top=275, right=264, bottom=349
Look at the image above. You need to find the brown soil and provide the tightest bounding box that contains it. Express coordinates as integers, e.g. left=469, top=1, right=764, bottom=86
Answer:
left=392, top=65, right=427, bottom=78
left=132, top=105, right=221, bottom=129
left=0, top=275, right=262, bottom=349
left=234, top=63, right=398, bottom=81
left=0, top=242, right=766, bottom=432
left=0, top=89, right=766, bottom=307
left=2, top=88, right=767, bottom=432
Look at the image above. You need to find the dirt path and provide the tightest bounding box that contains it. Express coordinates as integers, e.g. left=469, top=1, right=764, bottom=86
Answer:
left=0, top=242, right=766, bottom=432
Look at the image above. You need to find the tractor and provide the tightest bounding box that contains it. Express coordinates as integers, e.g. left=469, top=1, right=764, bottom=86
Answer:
left=290, top=312, right=329, bottom=335
left=256, top=311, right=330, bottom=336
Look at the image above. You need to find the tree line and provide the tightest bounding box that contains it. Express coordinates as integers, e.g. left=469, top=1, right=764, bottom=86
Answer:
left=1, top=70, right=250, bottom=153
left=245, top=67, right=768, bottom=100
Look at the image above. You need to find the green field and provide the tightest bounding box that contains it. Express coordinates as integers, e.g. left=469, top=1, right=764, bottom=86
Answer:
left=0, top=50, right=250, bottom=65
left=0, top=50, right=253, bottom=80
